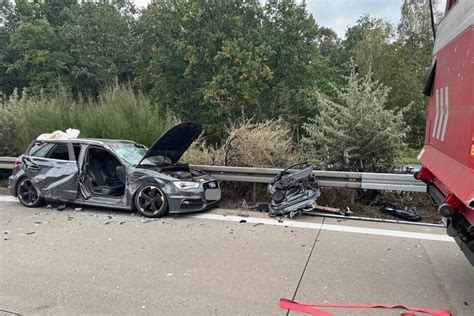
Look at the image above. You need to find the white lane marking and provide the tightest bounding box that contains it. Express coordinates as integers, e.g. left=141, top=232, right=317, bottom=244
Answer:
left=193, top=213, right=323, bottom=230
left=440, top=87, right=449, bottom=141
left=0, top=197, right=453, bottom=243
left=436, top=87, right=445, bottom=140
left=320, top=223, right=452, bottom=242
left=191, top=213, right=454, bottom=243
left=433, top=88, right=440, bottom=138
left=0, top=196, right=18, bottom=202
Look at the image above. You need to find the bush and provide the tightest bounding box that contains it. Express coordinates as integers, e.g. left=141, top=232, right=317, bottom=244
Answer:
left=0, top=85, right=176, bottom=155
left=301, top=69, right=409, bottom=172
left=18, top=87, right=77, bottom=152
left=0, top=90, right=25, bottom=156
left=181, top=136, right=223, bottom=165
left=75, top=85, right=176, bottom=146
left=182, top=119, right=292, bottom=167
left=221, top=120, right=293, bottom=167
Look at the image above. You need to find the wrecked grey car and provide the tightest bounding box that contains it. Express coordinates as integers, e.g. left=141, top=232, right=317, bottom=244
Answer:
left=268, top=163, right=320, bottom=216
left=8, top=122, right=221, bottom=217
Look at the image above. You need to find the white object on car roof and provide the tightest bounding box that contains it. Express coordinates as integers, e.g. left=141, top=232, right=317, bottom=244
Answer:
left=37, top=128, right=80, bottom=140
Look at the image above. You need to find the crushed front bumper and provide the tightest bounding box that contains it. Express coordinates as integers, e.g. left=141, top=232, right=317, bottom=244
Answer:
left=167, top=188, right=221, bottom=214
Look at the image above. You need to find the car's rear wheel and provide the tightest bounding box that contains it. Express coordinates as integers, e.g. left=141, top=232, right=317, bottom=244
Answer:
left=17, top=178, right=44, bottom=208
left=134, top=185, right=168, bottom=218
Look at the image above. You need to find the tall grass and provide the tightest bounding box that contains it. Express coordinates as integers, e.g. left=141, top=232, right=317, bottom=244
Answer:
left=0, top=90, right=26, bottom=156
left=0, top=85, right=176, bottom=155
left=75, top=86, right=176, bottom=145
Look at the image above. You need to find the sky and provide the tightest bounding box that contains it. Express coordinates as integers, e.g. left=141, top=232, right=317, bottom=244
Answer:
left=133, top=0, right=447, bottom=38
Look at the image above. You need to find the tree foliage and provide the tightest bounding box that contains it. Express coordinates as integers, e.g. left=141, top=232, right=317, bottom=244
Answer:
left=0, top=0, right=442, bottom=164
left=135, top=0, right=325, bottom=142
left=302, top=68, right=409, bottom=171
left=0, top=0, right=136, bottom=96
left=344, top=1, right=441, bottom=147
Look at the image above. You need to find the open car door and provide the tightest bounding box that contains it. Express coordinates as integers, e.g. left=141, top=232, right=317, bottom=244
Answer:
left=22, top=143, right=79, bottom=201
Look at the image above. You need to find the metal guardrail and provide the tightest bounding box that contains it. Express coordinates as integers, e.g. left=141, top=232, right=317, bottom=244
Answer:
left=0, top=157, right=15, bottom=169
left=190, top=165, right=426, bottom=192
left=0, top=157, right=426, bottom=192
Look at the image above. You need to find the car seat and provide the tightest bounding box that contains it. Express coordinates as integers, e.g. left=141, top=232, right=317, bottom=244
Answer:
left=88, top=158, right=124, bottom=196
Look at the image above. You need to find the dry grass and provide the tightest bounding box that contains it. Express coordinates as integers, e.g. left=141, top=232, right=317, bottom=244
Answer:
left=182, top=119, right=293, bottom=167
left=182, top=119, right=293, bottom=207
left=181, top=136, right=223, bottom=165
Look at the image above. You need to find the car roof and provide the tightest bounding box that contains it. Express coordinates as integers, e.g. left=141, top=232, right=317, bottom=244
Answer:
left=35, top=138, right=138, bottom=146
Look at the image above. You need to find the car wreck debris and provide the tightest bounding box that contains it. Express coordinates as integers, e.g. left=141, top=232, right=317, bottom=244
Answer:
left=312, top=205, right=353, bottom=216
left=268, top=163, right=321, bottom=216
left=241, top=163, right=323, bottom=218
left=379, top=203, right=422, bottom=222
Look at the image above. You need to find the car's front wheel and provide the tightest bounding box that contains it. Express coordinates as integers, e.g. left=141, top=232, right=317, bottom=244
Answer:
left=17, top=178, right=44, bottom=208
left=134, top=185, right=168, bottom=218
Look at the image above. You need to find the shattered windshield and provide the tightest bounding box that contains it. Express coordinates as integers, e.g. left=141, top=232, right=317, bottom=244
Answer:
left=110, top=143, right=171, bottom=166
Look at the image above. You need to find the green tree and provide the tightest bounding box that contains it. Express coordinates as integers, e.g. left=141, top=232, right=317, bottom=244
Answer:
left=137, top=0, right=326, bottom=143
left=343, top=1, right=441, bottom=148
left=1, top=0, right=135, bottom=96
left=343, top=15, right=396, bottom=80
left=261, top=0, right=325, bottom=141
left=7, top=18, right=72, bottom=95
left=62, top=3, right=136, bottom=95
left=137, top=0, right=271, bottom=141
left=390, top=0, right=441, bottom=147
left=0, top=26, right=15, bottom=96
left=302, top=68, right=409, bottom=171
left=313, top=26, right=347, bottom=95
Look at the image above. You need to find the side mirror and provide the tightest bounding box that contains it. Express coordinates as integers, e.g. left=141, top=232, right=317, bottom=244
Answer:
left=116, top=165, right=126, bottom=184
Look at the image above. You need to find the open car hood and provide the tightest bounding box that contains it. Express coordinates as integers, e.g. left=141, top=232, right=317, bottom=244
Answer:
left=138, top=122, right=202, bottom=165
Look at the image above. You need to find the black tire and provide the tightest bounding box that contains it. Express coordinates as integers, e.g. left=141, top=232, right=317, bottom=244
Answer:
left=134, top=184, right=168, bottom=218
left=17, top=178, right=44, bottom=208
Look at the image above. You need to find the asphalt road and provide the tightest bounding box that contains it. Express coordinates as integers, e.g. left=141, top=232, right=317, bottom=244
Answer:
left=0, top=198, right=473, bottom=315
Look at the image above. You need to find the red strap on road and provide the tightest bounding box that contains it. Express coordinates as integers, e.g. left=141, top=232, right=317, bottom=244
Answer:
left=279, top=298, right=452, bottom=316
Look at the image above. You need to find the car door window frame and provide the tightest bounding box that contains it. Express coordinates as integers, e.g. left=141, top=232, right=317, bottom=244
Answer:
left=27, top=142, right=55, bottom=158
left=84, top=145, right=126, bottom=169
left=44, top=143, right=75, bottom=161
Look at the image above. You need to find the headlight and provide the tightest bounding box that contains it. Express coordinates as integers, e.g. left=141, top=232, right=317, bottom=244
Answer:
left=173, top=181, right=200, bottom=190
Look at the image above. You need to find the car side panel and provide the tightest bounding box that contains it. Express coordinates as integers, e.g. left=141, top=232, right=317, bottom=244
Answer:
left=22, top=156, right=79, bottom=201
left=125, top=170, right=175, bottom=209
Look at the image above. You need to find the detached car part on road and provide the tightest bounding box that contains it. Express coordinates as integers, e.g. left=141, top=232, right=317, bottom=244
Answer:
left=8, top=122, right=221, bottom=217
left=267, top=163, right=321, bottom=216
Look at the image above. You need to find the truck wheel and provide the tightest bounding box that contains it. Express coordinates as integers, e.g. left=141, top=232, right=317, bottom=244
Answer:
left=17, top=178, right=44, bottom=208
left=134, top=185, right=168, bottom=218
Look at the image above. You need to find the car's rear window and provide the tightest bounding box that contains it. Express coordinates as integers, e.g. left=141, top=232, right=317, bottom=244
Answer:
left=28, top=142, right=55, bottom=157
left=27, top=142, right=72, bottom=161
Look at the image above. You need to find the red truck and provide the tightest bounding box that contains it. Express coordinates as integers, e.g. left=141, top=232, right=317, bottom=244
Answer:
left=415, top=0, right=473, bottom=265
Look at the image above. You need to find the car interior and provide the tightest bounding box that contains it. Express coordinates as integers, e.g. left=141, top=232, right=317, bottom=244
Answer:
left=85, top=147, right=125, bottom=197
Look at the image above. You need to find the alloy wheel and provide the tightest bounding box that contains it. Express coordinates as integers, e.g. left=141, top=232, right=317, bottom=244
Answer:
left=136, top=186, right=165, bottom=216
left=18, top=179, right=41, bottom=206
